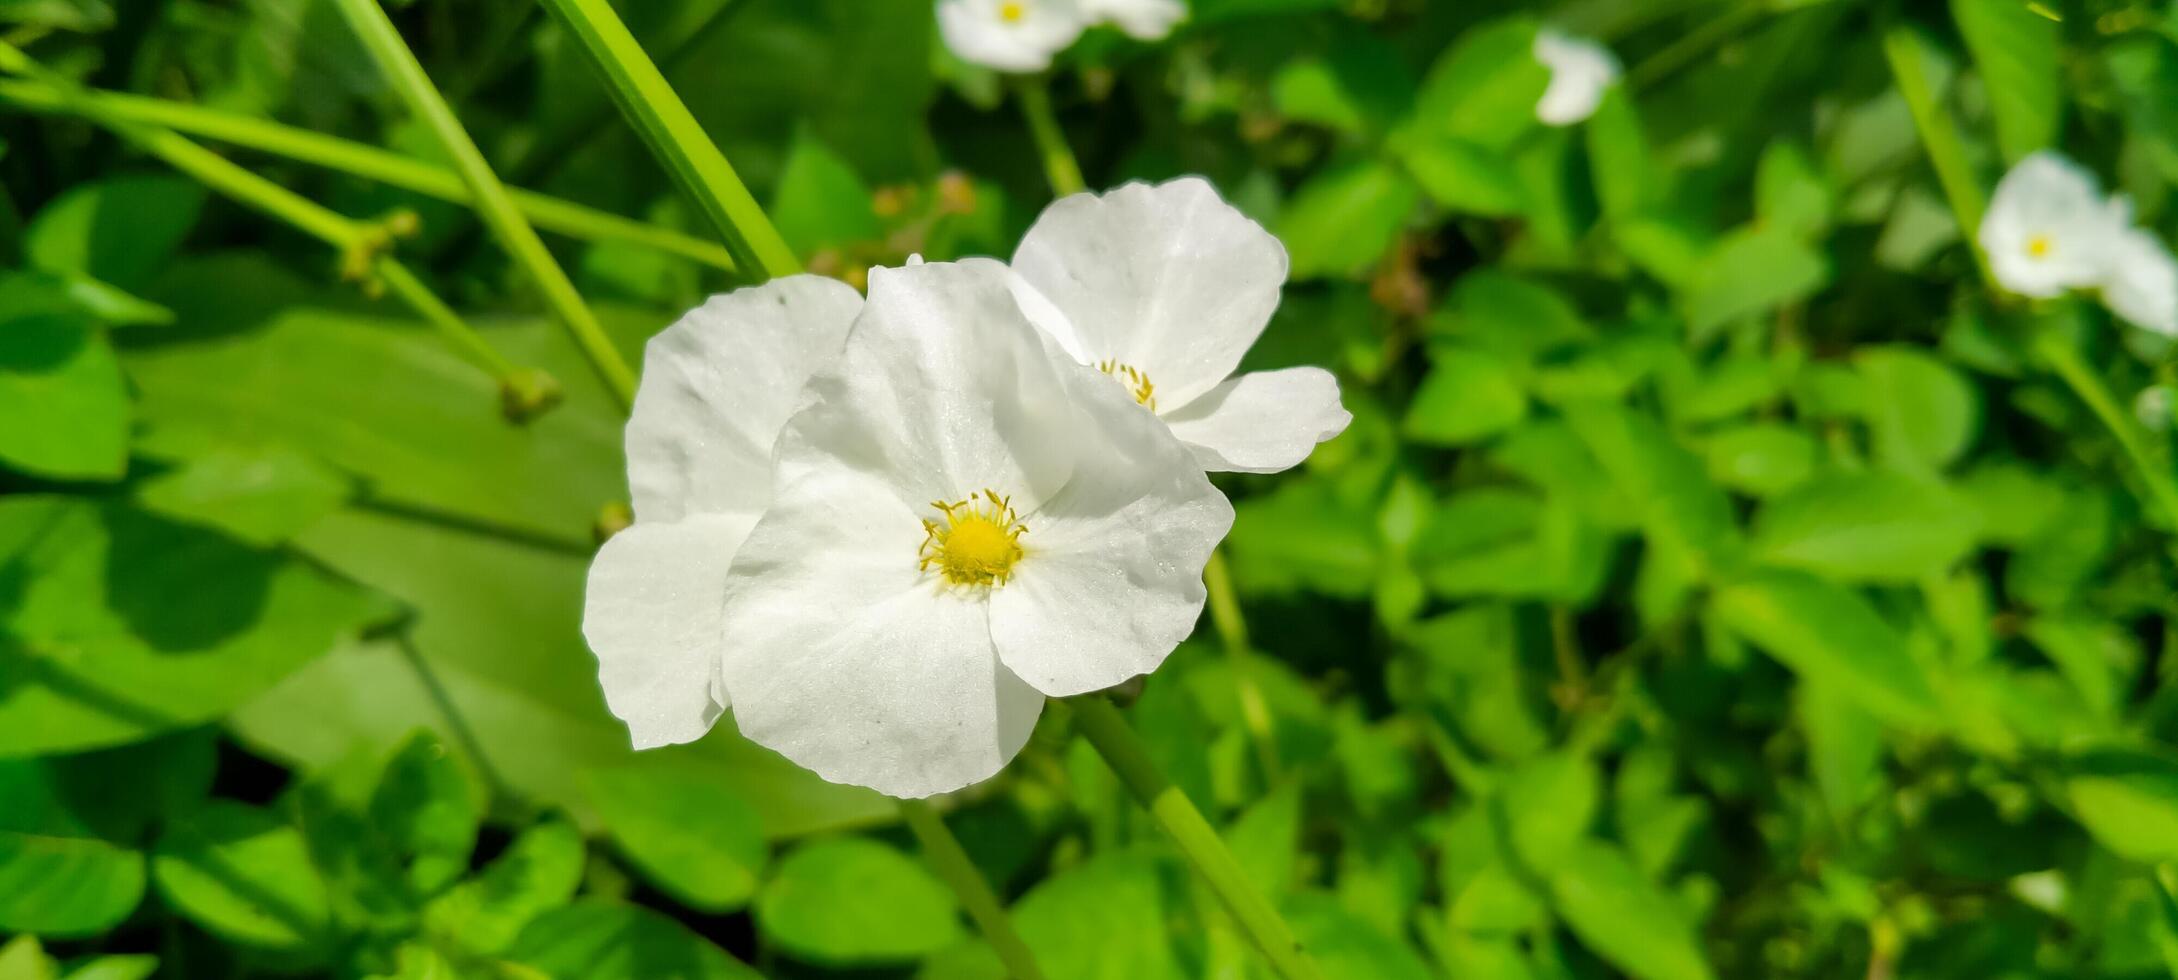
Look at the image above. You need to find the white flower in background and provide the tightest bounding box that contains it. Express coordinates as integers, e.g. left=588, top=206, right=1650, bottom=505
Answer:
left=581, top=276, right=862, bottom=749
left=2136, top=384, right=2174, bottom=432
left=1003, top=177, right=1351, bottom=474
left=1979, top=152, right=2126, bottom=299
left=2100, top=226, right=2178, bottom=337
left=1081, top=0, right=1186, bottom=40
left=938, top=0, right=1086, bottom=73
left=1533, top=29, right=1620, bottom=126
left=717, top=260, right=1232, bottom=798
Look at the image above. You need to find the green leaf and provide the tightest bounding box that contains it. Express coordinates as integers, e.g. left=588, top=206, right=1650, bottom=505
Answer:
left=583, top=764, right=769, bottom=913
left=0, top=829, right=143, bottom=938
left=1711, top=570, right=1943, bottom=726
left=1496, top=753, right=1599, bottom=875
left=1226, top=783, right=1301, bottom=896
left=1749, top=472, right=1980, bottom=582
left=369, top=731, right=480, bottom=896
left=151, top=802, right=333, bottom=952
left=1397, top=136, right=1527, bottom=216
left=25, top=176, right=204, bottom=291
left=757, top=836, right=962, bottom=965
left=1547, top=841, right=1714, bottom=980
left=1855, top=346, right=1979, bottom=474
left=1950, top=0, right=2060, bottom=162
left=134, top=445, right=350, bottom=548
left=0, top=935, right=49, bottom=980
left=769, top=130, right=880, bottom=259
left=1586, top=88, right=1655, bottom=220
left=1704, top=423, right=1816, bottom=497
left=0, top=317, right=128, bottom=480
left=1431, top=270, right=1594, bottom=360
left=0, top=498, right=389, bottom=756
left=1754, top=141, right=1832, bottom=241
left=423, top=816, right=585, bottom=956
left=1011, top=854, right=1186, bottom=980
left=1277, top=161, right=1418, bottom=280
left=1289, top=895, right=1434, bottom=980
left=1801, top=681, right=1883, bottom=819
left=1226, top=478, right=1380, bottom=599
left=1682, top=227, right=1830, bottom=335
left=0, top=0, right=115, bottom=32
left=60, top=955, right=159, bottom=980
left=508, top=900, right=762, bottom=980
left=1405, top=347, right=1528, bottom=445
left=0, top=271, right=171, bottom=329
left=2064, top=748, right=2178, bottom=864
left=1563, top=401, right=1739, bottom=576
left=1408, top=17, right=1546, bottom=152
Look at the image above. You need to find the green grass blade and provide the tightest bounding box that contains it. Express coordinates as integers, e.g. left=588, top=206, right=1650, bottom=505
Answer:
left=331, top=0, right=637, bottom=408
left=534, top=0, right=802, bottom=280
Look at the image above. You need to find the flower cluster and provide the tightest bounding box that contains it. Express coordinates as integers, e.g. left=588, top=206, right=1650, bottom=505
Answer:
left=938, top=0, right=1185, bottom=73
left=1980, top=151, right=2178, bottom=336
left=583, top=178, right=1348, bottom=798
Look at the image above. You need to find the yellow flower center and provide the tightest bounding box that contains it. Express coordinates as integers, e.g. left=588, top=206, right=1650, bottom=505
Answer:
left=999, top=1, right=1027, bottom=23
left=1096, top=360, right=1157, bottom=411
left=919, top=490, right=1027, bottom=587
left=2026, top=233, right=2052, bottom=259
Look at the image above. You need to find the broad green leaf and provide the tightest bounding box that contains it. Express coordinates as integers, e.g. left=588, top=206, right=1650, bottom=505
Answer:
left=1547, top=841, right=1714, bottom=980
left=59, top=955, right=158, bottom=980
left=0, top=0, right=114, bottom=31
left=1673, top=353, right=1784, bottom=424
left=508, top=901, right=762, bottom=980
left=151, top=802, right=332, bottom=952
left=1754, top=141, right=1832, bottom=241
left=1290, top=895, right=1434, bottom=980
left=1226, top=782, right=1301, bottom=896
left=0, top=271, right=170, bottom=329
left=1011, top=853, right=1186, bottom=980
left=1711, top=570, right=1943, bottom=726
left=769, top=130, right=881, bottom=259
left=2024, top=617, right=2133, bottom=718
left=1682, top=227, right=1829, bottom=335
left=0, top=935, right=48, bottom=980
left=583, top=764, right=769, bottom=912
left=1397, top=136, right=1527, bottom=216
left=25, top=176, right=204, bottom=290
left=1270, top=37, right=1415, bottom=136
left=1801, top=681, right=1883, bottom=819
left=1704, top=423, right=1816, bottom=497
left=135, top=445, right=350, bottom=547
left=369, top=731, right=481, bottom=895
left=1405, top=346, right=1528, bottom=445
left=1563, top=401, right=1739, bottom=575
left=1586, top=88, right=1654, bottom=220
left=1951, top=0, right=2060, bottom=162
left=1431, top=270, right=1593, bottom=359
left=423, top=816, right=585, bottom=956
left=1750, top=472, right=1980, bottom=582
left=0, top=829, right=143, bottom=938
left=1408, top=17, right=1547, bottom=151
left=757, top=836, right=962, bottom=965
left=0, top=318, right=128, bottom=480
left=1496, top=753, right=1599, bottom=874
left=1856, top=346, right=1979, bottom=474
left=2065, top=749, right=2178, bottom=864
left=1226, top=478, right=1380, bottom=599
left=0, top=498, right=389, bottom=756
left=1278, top=161, right=1418, bottom=280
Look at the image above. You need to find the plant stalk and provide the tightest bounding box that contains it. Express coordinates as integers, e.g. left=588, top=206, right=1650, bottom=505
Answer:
left=1015, top=79, right=1084, bottom=197
left=2037, top=332, right=2178, bottom=531
left=899, top=800, right=1048, bottom=980
left=1203, top=551, right=1282, bottom=782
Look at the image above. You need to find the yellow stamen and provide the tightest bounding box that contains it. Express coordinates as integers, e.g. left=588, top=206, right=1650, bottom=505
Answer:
left=2026, top=233, right=2052, bottom=259
left=999, top=1, right=1027, bottom=23
left=1096, top=360, right=1157, bottom=411
left=918, top=489, right=1028, bottom=587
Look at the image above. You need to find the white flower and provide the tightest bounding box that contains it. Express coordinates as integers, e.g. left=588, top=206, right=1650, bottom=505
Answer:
left=1979, top=152, right=2127, bottom=299
left=582, top=276, right=863, bottom=749
left=1533, top=29, right=1620, bottom=126
left=1081, top=0, right=1185, bottom=40
left=2101, top=225, right=2178, bottom=337
left=938, top=0, right=1086, bottom=73
left=1004, top=177, right=1352, bottom=474
left=717, top=260, right=1233, bottom=798
left=2137, top=384, right=2174, bottom=432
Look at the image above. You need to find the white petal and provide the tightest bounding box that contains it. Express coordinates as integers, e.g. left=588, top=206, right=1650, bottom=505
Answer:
left=959, top=256, right=1091, bottom=363
left=938, top=0, right=1087, bottom=73
left=794, top=261, right=1085, bottom=510
left=2103, top=227, right=2178, bottom=336
left=717, top=461, right=1044, bottom=798
left=1979, top=151, right=2120, bottom=299
left=1161, top=366, right=1352, bottom=474
left=1533, top=29, right=1619, bottom=126
left=986, top=362, right=1234, bottom=696
left=1011, top=176, right=1290, bottom=411
left=625, top=275, right=862, bottom=523
left=1081, top=0, right=1185, bottom=39
left=582, top=515, right=756, bottom=749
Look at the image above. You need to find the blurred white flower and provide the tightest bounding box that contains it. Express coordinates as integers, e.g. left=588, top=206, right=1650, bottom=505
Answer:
left=1004, top=177, right=1352, bottom=474
left=1979, top=152, right=2126, bottom=299
left=2136, top=384, right=2174, bottom=432
left=1081, top=0, right=1185, bottom=40
left=938, top=0, right=1086, bottom=73
left=2101, top=225, right=2178, bottom=337
left=1533, top=29, right=1620, bottom=126
left=716, top=260, right=1232, bottom=798
left=582, top=276, right=863, bottom=749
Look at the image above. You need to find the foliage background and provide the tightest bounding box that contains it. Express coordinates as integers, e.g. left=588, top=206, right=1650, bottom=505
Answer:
left=5, top=0, right=2178, bottom=977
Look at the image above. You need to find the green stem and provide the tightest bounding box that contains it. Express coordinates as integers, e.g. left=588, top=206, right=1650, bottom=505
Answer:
left=1626, top=2, right=1765, bottom=91
left=1069, top=695, right=1325, bottom=980
left=2037, top=332, right=2178, bottom=531
left=331, top=0, right=637, bottom=409
left=1203, top=551, right=1281, bottom=782
left=898, top=800, right=1048, bottom=980
left=1015, top=79, right=1084, bottom=197
left=533, top=0, right=802, bottom=280
left=0, top=41, right=532, bottom=394
left=0, top=78, right=736, bottom=272
left=1880, top=18, right=1992, bottom=285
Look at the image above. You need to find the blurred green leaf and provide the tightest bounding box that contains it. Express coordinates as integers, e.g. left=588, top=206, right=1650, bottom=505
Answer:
left=1682, top=228, right=1829, bottom=335
left=1010, top=853, right=1184, bottom=980
left=582, top=764, right=768, bottom=913
left=757, top=836, right=962, bottom=965
left=1496, top=752, right=1599, bottom=875
left=770, top=130, right=880, bottom=259
left=1950, top=0, right=2060, bottom=162
left=1711, top=570, right=1943, bottom=726
left=1407, top=17, right=1545, bottom=152
left=1704, top=423, right=1816, bottom=497
left=2065, top=748, right=2178, bottom=864
left=1278, top=161, right=1418, bottom=280
left=1856, top=346, right=1979, bottom=475
left=1398, top=136, right=1527, bottom=217
left=26, top=176, right=204, bottom=292
left=1547, top=841, right=1714, bottom=980
left=0, top=828, right=143, bottom=938
left=369, top=731, right=480, bottom=896
left=1749, top=471, right=1979, bottom=582
left=0, top=0, right=113, bottom=31
left=134, top=445, right=350, bottom=548
left=0, top=317, right=128, bottom=481
left=423, top=816, right=584, bottom=956
left=508, top=900, right=761, bottom=980
left=1755, top=141, right=1832, bottom=241
left=151, top=802, right=332, bottom=952
left=1406, top=346, right=1528, bottom=445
